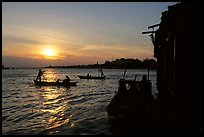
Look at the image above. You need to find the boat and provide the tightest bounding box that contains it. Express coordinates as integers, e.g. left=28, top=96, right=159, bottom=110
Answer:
left=78, top=69, right=106, bottom=80
left=78, top=75, right=105, bottom=80
left=34, top=80, right=77, bottom=87
left=106, top=75, right=157, bottom=134
left=107, top=77, right=155, bottom=118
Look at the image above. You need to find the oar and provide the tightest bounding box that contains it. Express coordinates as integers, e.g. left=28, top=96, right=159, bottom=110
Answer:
left=123, top=68, right=127, bottom=79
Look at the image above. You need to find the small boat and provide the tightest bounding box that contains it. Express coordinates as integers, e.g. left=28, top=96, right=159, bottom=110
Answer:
left=78, top=75, right=105, bottom=80
left=34, top=80, right=77, bottom=87
left=107, top=75, right=157, bottom=134
left=78, top=69, right=106, bottom=80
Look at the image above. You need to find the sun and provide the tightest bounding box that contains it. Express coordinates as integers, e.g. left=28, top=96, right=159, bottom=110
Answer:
left=42, top=48, right=57, bottom=59
left=43, top=49, right=55, bottom=56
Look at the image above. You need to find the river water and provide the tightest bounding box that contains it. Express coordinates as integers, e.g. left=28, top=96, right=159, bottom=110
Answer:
left=2, top=68, right=157, bottom=135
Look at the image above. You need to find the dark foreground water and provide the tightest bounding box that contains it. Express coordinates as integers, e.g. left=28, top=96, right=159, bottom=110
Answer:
left=2, top=68, right=157, bottom=135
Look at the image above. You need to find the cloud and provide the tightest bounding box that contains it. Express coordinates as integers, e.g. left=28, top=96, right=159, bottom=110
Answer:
left=78, top=44, right=153, bottom=59
left=3, top=34, right=42, bottom=46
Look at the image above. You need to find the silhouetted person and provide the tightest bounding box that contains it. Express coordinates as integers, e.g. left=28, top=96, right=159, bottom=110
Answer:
left=118, top=79, right=127, bottom=94
left=87, top=73, right=90, bottom=77
left=56, top=78, right=60, bottom=83
left=99, top=69, right=105, bottom=77
left=107, top=79, right=127, bottom=115
left=142, top=75, right=147, bottom=82
left=138, top=75, right=147, bottom=96
left=36, top=69, right=45, bottom=82
left=140, top=75, right=150, bottom=95
left=63, top=76, right=70, bottom=84
left=139, top=75, right=154, bottom=109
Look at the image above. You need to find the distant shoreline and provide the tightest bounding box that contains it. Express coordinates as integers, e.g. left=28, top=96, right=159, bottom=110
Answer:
left=44, top=58, right=157, bottom=70
left=2, top=58, right=157, bottom=70
left=2, top=67, right=156, bottom=70
left=43, top=66, right=156, bottom=70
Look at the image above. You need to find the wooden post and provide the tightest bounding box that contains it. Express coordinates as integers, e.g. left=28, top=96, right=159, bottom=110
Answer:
left=148, top=68, right=150, bottom=81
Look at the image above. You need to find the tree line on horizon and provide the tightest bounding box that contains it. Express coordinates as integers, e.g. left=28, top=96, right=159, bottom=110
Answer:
left=44, top=58, right=157, bottom=69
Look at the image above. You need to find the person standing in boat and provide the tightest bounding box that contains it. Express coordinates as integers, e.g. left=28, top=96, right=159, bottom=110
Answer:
left=36, top=69, right=45, bottom=82
left=63, top=76, right=70, bottom=84
left=99, top=69, right=105, bottom=77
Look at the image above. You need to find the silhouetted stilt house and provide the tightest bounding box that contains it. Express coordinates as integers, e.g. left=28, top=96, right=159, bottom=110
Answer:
left=143, top=2, right=202, bottom=133
left=107, top=2, right=202, bottom=134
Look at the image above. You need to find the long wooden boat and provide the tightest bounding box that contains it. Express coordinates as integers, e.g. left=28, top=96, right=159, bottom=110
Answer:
left=78, top=75, right=105, bottom=80
left=34, top=80, right=77, bottom=87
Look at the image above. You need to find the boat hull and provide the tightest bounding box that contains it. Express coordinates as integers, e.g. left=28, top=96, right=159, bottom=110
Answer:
left=78, top=75, right=105, bottom=79
left=34, top=80, right=77, bottom=87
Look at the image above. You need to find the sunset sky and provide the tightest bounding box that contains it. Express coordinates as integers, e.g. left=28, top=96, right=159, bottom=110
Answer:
left=2, top=2, right=177, bottom=67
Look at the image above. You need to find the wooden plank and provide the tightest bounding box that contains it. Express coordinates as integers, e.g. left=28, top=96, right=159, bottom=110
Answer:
left=148, top=23, right=160, bottom=29
left=142, top=31, right=156, bottom=34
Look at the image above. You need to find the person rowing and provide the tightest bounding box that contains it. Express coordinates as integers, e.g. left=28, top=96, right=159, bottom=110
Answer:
left=36, top=69, right=45, bottom=82
left=98, top=69, right=105, bottom=77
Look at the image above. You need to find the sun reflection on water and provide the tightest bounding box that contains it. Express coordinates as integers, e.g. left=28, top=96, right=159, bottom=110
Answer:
left=41, top=69, right=60, bottom=82
left=38, top=82, right=75, bottom=132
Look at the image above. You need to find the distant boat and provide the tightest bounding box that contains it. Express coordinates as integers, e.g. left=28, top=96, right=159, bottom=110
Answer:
left=78, top=75, right=105, bottom=80
left=78, top=69, right=106, bottom=80
left=33, top=80, right=77, bottom=87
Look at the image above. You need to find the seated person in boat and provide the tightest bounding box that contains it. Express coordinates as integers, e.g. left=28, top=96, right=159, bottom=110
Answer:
left=87, top=73, right=91, bottom=77
left=139, top=75, right=151, bottom=96
left=62, top=76, right=70, bottom=84
left=56, top=78, right=60, bottom=83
